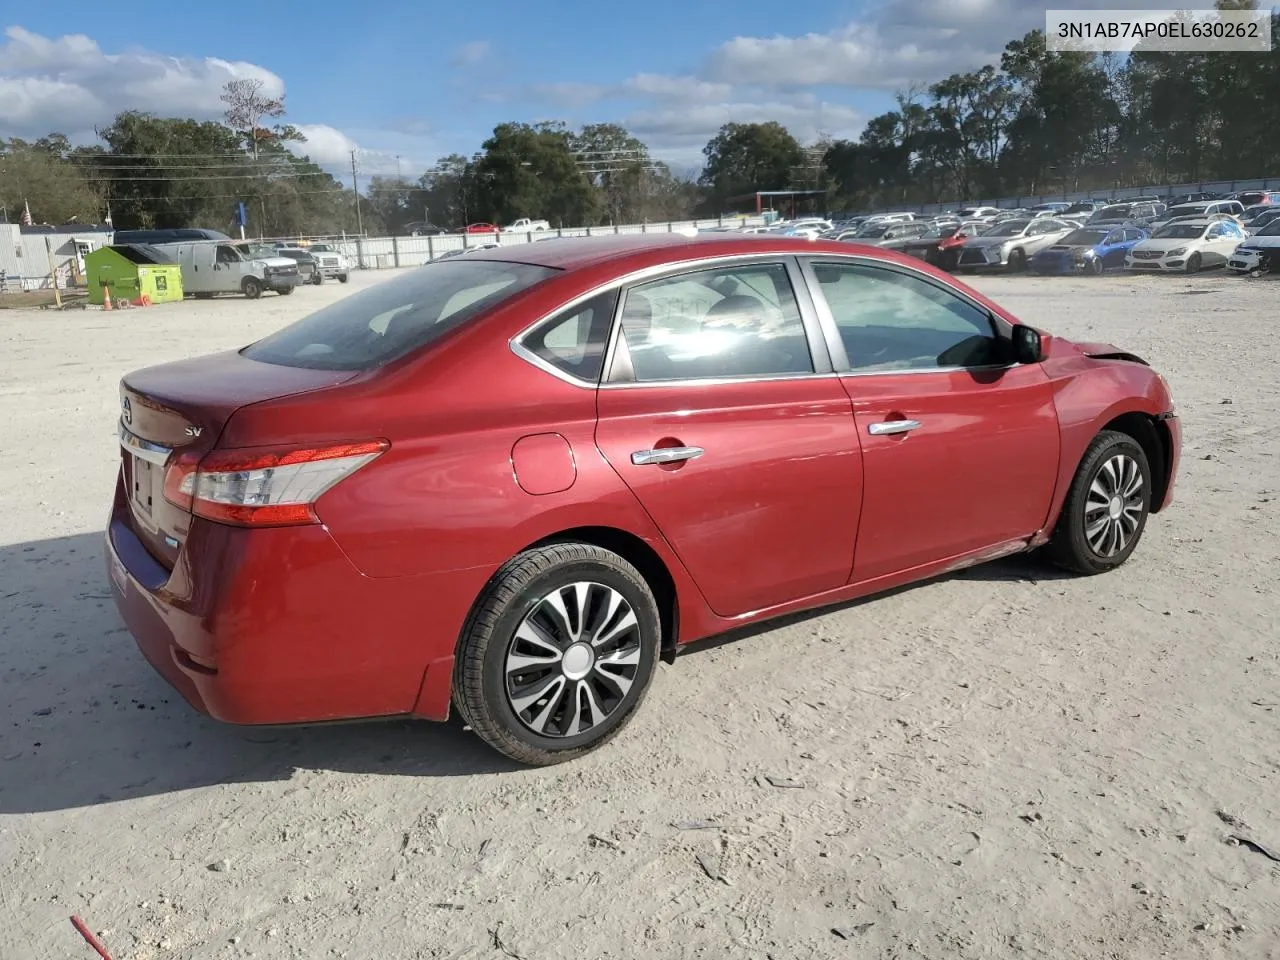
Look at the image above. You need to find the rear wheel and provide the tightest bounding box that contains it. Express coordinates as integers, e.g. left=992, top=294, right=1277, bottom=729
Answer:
left=454, top=543, right=661, bottom=765
left=278, top=285, right=294, bottom=296
left=242, top=277, right=263, bottom=299
left=338, top=273, right=349, bottom=284
left=1045, top=430, right=1152, bottom=575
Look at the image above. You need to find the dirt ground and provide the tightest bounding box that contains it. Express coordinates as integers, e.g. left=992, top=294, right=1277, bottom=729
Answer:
left=1, top=267, right=1277, bottom=960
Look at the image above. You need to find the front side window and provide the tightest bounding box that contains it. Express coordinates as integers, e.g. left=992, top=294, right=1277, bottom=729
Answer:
left=520, top=289, right=619, bottom=383
left=244, top=259, right=559, bottom=370
left=811, top=262, right=1006, bottom=372
left=613, top=262, right=813, bottom=382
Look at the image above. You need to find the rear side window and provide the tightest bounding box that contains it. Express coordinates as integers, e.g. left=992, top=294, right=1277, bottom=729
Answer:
left=612, top=262, right=813, bottom=382
left=519, top=290, right=619, bottom=383
left=243, top=259, right=559, bottom=370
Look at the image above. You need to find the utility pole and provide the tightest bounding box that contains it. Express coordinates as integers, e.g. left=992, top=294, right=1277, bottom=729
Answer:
left=350, top=149, right=364, bottom=236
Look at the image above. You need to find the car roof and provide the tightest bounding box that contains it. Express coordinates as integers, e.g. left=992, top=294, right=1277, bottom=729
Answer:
left=456, top=232, right=902, bottom=270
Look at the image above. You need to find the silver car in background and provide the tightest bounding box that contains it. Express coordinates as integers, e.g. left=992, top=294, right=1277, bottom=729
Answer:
left=954, top=217, right=1077, bottom=272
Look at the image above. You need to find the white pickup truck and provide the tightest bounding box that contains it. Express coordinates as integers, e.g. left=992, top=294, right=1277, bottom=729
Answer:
left=504, top=218, right=550, bottom=233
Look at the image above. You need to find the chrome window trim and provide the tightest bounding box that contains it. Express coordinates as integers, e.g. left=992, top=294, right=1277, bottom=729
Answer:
left=119, top=422, right=173, bottom=466
left=509, top=251, right=806, bottom=390
left=601, top=256, right=828, bottom=387
left=508, top=248, right=1025, bottom=390
left=508, top=288, right=621, bottom=389
left=797, top=254, right=1018, bottom=378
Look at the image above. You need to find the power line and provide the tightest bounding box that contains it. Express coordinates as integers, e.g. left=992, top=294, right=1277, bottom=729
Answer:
left=80, top=171, right=338, bottom=183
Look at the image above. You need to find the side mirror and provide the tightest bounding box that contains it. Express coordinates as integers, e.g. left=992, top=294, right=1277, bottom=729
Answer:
left=1011, top=324, right=1042, bottom=364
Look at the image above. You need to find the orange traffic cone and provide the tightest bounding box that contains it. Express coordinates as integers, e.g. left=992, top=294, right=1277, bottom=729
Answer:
left=102, top=286, right=113, bottom=311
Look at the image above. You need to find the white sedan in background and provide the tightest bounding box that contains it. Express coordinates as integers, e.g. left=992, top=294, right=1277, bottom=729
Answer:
left=1125, top=218, right=1248, bottom=273
left=1226, top=220, right=1280, bottom=274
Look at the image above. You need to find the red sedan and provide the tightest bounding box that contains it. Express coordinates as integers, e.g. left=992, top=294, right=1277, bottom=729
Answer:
left=107, top=234, right=1181, bottom=765
left=465, top=222, right=499, bottom=234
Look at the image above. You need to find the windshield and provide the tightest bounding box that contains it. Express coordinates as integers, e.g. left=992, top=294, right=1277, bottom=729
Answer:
left=1061, top=229, right=1109, bottom=246
left=855, top=223, right=888, bottom=238
left=243, top=259, right=559, bottom=370
left=985, top=220, right=1029, bottom=237
left=1091, top=206, right=1130, bottom=221
left=1165, top=205, right=1208, bottom=220
left=1064, top=203, right=1094, bottom=214
left=1152, top=224, right=1206, bottom=239
left=309, top=244, right=335, bottom=252
left=237, top=244, right=278, bottom=259
left=1253, top=221, right=1280, bottom=237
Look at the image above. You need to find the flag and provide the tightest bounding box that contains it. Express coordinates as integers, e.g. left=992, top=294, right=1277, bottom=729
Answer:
left=21, top=200, right=32, bottom=226
left=104, top=205, right=113, bottom=228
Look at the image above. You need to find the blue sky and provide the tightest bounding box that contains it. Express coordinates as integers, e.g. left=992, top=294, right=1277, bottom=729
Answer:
left=0, top=0, right=1228, bottom=180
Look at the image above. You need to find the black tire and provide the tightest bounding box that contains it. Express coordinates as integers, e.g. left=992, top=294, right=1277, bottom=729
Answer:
left=338, top=274, right=349, bottom=284
left=193, top=292, right=215, bottom=300
left=278, top=285, right=294, bottom=296
left=1185, top=253, right=1202, bottom=273
left=1088, top=256, right=1105, bottom=276
left=242, top=277, right=263, bottom=300
left=454, top=543, right=661, bottom=765
left=1044, top=430, right=1152, bottom=576
left=312, top=272, right=323, bottom=285
left=1008, top=248, right=1027, bottom=272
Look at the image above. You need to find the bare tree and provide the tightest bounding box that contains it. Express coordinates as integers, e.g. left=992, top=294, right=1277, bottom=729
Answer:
left=220, top=79, right=286, bottom=159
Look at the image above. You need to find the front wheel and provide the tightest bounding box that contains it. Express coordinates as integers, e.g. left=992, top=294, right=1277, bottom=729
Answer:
left=278, top=285, right=294, bottom=296
left=242, top=277, right=263, bottom=300
left=337, top=273, right=349, bottom=284
left=1088, top=256, right=1105, bottom=276
left=1008, top=248, right=1027, bottom=272
left=454, top=543, right=661, bottom=765
left=1185, top=253, right=1202, bottom=273
left=1044, top=430, right=1152, bottom=575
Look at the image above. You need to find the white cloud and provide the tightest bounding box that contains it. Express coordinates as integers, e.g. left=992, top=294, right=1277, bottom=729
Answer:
left=0, top=25, right=284, bottom=136
left=626, top=100, right=864, bottom=170
left=0, top=26, right=411, bottom=175
left=451, top=40, right=492, bottom=66
left=287, top=124, right=428, bottom=178
left=706, top=0, right=1222, bottom=89
left=289, top=124, right=359, bottom=166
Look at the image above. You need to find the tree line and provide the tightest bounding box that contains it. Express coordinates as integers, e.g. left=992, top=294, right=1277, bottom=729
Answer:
left=2, top=1, right=1275, bottom=237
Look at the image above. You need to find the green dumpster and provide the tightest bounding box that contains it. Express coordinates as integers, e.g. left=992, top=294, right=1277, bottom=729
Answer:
left=85, top=244, right=184, bottom=305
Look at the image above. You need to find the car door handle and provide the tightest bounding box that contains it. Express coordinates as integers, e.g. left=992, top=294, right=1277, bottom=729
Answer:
left=631, top=446, right=705, bottom=465
left=868, top=419, right=921, bottom=436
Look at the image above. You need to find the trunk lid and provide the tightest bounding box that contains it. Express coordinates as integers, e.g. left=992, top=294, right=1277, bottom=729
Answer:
left=117, top=349, right=357, bottom=569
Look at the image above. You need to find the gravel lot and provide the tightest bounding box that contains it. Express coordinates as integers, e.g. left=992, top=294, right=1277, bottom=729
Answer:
left=1, top=268, right=1277, bottom=960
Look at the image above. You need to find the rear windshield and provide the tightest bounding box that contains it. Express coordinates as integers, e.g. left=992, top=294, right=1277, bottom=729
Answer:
left=242, top=259, right=559, bottom=370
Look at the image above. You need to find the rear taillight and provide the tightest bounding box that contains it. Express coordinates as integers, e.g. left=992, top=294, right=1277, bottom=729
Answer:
left=163, top=440, right=387, bottom=527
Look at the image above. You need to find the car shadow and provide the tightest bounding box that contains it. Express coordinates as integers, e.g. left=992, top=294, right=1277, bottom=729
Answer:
left=0, top=532, right=518, bottom=815
left=1, top=533, right=1069, bottom=815
left=676, top=553, right=1073, bottom=657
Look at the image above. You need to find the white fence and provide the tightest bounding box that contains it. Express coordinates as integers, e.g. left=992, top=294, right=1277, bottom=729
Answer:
left=321, top=215, right=771, bottom=271
left=911, top=177, right=1280, bottom=216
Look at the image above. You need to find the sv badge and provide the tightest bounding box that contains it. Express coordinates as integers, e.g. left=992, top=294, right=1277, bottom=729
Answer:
left=185, top=426, right=203, bottom=438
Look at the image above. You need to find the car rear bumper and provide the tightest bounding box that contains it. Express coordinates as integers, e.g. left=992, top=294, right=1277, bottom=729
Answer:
left=105, top=475, right=483, bottom=724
